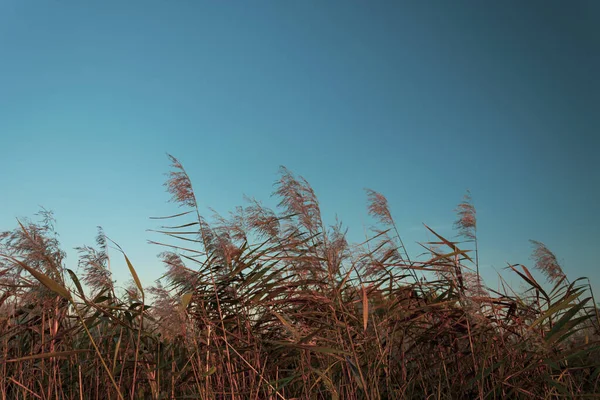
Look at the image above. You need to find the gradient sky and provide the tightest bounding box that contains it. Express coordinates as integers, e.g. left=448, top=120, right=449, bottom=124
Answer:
left=1, top=0, right=598, bottom=293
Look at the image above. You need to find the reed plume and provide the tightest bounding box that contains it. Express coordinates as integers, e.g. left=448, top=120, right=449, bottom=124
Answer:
left=530, top=239, right=566, bottom=284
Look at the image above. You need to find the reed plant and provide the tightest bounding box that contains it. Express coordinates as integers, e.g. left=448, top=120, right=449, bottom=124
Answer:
left=1, top=155, right=598, bottom=399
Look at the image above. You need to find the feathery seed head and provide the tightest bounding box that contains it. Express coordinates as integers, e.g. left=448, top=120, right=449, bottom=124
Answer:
left=165, top=154, right=197, bottom=208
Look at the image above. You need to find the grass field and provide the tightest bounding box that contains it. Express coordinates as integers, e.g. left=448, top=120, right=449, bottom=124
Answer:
left=1, top=155, right=599, bottom=399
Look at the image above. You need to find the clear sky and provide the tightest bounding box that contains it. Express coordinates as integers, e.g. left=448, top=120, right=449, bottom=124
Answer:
left=1, top=0, right=598, bottom=293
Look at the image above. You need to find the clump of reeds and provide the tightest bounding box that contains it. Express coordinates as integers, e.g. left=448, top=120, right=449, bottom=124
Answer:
left=0, top=155, right=599, bottom=400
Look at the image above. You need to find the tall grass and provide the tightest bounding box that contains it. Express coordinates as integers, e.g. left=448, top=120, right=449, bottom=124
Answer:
left=1, top=156, right=599, bottom=399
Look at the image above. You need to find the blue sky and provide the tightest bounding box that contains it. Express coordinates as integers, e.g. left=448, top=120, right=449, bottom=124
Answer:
left=1, top=0, right=598, bottom=292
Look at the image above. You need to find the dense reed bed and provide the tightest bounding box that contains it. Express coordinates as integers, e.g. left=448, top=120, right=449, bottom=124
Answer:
left=1, top=155, right=599, bottom=399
